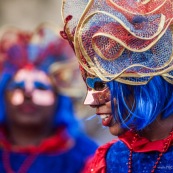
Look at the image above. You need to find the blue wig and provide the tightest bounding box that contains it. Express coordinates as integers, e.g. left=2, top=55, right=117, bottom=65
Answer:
left=0, top=72, right=80, bottom=138
left=107, top=76, right=173, bottom=130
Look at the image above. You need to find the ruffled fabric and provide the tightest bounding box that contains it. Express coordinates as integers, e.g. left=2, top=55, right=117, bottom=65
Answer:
left=0, top=126, right=98, bottom=173
left=82, top=139, right=117, bottom=173
left=84, top=130, right=173, bottom=173
left=119, top=130, right=173, bottom=152
left=0, top=126, right=74, bottom=154
left=62, top=0, right=173, bottom=85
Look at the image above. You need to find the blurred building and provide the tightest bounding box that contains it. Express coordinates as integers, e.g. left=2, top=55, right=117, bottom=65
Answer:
left=0, top=0, right=63, bottom=29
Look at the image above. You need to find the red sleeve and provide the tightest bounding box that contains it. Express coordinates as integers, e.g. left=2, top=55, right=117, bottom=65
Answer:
left=81, top=139, right=117, bottom=173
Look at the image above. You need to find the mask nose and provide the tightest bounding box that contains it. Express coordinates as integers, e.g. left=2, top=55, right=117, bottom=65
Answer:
left=84, top=89, right=109, bottom=106
left=24, top=90, right=33, bottom=99
left=84, top=90, right=95, bottom=105
left=23, top=82, right=34, bottom=99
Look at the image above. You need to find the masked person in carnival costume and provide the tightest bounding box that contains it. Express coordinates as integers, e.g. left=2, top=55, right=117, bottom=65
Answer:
left=61, top=0, right=173, bottom=172
left=0, top=23, right=97, bottom=173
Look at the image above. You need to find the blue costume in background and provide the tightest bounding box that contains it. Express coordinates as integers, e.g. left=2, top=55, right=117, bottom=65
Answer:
left=0, top=23, right=97, bottom=173
left=0, top=126, right=97, bottom=173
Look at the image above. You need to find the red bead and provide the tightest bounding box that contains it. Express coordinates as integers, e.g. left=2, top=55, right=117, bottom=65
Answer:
left=157, top=157, right=161, bottom=161
left=159, top=153, right=163, bottom=156
left=127, top=129, right=173, bottom=173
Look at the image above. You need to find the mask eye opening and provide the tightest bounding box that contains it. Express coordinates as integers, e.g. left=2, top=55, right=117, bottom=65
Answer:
left=86, top=77, right=107, bottom=91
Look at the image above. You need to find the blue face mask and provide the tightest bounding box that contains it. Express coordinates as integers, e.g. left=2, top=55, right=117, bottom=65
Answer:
left=86, top=77, right=107, bottom=91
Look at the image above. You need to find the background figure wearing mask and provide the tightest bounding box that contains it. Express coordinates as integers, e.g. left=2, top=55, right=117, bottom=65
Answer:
left=0, top=23, right=97, bottom=173
left=61, top=0, right=173, bottom=173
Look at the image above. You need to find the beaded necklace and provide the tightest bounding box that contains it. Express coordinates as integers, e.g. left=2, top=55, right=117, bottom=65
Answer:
left=128, top=130, right=173, bottom=173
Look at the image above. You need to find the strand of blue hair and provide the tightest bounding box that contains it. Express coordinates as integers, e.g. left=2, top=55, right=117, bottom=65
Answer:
left=107, top=76, right=173, bottom=130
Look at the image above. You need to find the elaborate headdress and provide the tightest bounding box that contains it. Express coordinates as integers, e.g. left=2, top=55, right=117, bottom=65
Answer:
left=61, top=0, right=173, bottom=85
left=0, top=23, right=84, bottom=97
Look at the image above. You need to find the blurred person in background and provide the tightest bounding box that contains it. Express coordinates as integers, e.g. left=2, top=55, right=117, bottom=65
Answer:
left=0, top=23, right=97, bottom=173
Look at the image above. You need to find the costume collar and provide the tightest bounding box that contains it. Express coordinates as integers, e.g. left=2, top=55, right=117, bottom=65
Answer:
left=0, top=126, right=74, bottom=154
left=119, top=130, right=173, bottom=152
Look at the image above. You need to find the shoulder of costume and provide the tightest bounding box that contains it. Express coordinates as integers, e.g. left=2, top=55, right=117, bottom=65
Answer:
left=82, top=139, right=118, bottom=173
